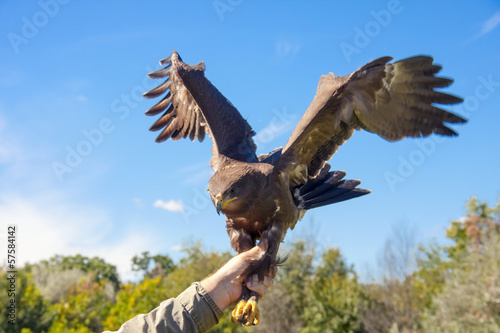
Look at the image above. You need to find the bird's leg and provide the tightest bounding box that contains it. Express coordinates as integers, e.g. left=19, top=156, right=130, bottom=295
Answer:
left=227, top=227, right=260, bottom=326
left=231, top=284, right=260, bottom=326
left=230, top=225, right=282, bottom=326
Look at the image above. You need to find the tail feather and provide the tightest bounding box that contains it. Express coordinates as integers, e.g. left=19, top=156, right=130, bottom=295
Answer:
left=302, top=188, right=370, bottom=209
left=300, top=171, right=347, bottom=200
left=294, top=165, right=370, bottom=210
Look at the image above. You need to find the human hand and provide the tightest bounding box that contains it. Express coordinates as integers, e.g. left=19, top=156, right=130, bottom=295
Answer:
left=201, top=242, right=273, bottom=311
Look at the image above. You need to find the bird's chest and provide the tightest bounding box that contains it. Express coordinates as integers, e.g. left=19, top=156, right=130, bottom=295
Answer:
left=225, top=180, right=298, bottom=235
left=225, top=200, right=277, bottom=235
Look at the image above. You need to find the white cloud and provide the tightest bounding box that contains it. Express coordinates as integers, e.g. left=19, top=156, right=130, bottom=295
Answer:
left=94, top=230, right=165, bottom=282
left=480, top=11, right=500, bottom=37
left=0, top=110, right=162, bottom=283
left=0, top=193, right=111, bottom=264
left=0, top=193, right=170, bottom=283
left=154, top=199, right=184, bottom=212
left=469, top=10, right=500, bottom=42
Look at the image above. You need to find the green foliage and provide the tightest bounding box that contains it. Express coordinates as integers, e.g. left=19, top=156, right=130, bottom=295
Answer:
left=256, top=241, right=316, bottom=332
left=360, top=197, right=500, bottom=332
left=132, top=251, right=176, bottom=278
left=420, top=197, right=500, bottom=332
left=31, top=266, right=89, bottom=304
left=360, top=224, right=421, bottom=332
left=446, top=196, right=500, bottom=260
left=104, top=276, right=165, bottom=330
left=4, top=196, right=500, bottom=332
left=280, top=241, right=316, bottom=312
left=257, top=242, right=365, bottom=333
left=415, top=242, right=448, bottom=301
left=421, top=236, right=500, bottom=332
left=0, top=269, right=53, bottom=333
left=27, top=254, right=121, bottom=292
left=301, top=248, right=365, bottom=333
left=48, top=278, right=114, bottom=332
left=164, top=241, right=232, bottom=297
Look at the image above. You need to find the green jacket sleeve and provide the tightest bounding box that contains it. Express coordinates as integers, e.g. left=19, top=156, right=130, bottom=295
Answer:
left=104, top=282, right=224, bottom=333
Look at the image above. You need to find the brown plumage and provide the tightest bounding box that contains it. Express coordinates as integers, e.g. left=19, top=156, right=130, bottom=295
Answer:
left=143, top=50, right=466, bottom=326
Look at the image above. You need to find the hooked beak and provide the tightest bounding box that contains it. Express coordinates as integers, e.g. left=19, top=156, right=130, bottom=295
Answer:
left=215, top=194, right=223, bottom=215
left=215, top=194, right=237, bottom=215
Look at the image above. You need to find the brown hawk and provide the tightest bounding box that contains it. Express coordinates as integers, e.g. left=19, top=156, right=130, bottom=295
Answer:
left=143, top=50, right=465, bottom=326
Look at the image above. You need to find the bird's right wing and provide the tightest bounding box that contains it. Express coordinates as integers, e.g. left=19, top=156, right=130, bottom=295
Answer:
left=276, top=56, right=466, bottom=186
left=143, top=50, right=258, bottom=170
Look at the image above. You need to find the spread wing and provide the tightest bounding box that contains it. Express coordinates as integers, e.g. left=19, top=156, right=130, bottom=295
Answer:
left=143, top=50, right=258, bottom=170
left=277, top=56, right=466, bottom=185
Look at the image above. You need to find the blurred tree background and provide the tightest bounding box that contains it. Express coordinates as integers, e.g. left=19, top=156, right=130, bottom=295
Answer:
left=1, top=196, right=499, bottom=333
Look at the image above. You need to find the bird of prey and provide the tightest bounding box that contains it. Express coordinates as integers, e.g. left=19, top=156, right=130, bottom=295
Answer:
left=143, top=50, right=465, bottom=326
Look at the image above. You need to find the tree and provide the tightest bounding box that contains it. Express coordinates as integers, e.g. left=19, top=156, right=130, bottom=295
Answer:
left=131, top=251, right=176, bottom=278
left=103, top=276, right=166, bottom=330
left=421, top=196, right=500, bottom=332
left=27, top=254, right=121, bottom=293
left=256, top=240, right=316, bottom=333
left=30, top=266, right=89, bottom=304
left=446, top=196, right=500, bottom=261
left=0, top=269, right=53, bottom=333
left=47, top=276, right=114, bottom=333
left=256, top=241, right=365, bottom=333
left=301, top=248, right=365, bottom=333
left=361, top=224, right=421, bottom=333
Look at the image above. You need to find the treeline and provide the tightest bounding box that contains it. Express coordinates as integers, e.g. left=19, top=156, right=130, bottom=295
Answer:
left=1, top=196, right=499, bottom=333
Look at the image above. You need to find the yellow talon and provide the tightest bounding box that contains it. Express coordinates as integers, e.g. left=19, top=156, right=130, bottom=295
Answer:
left=231, top=301, right=246, bottom=327
left=231, top=296, right=259, bottom=326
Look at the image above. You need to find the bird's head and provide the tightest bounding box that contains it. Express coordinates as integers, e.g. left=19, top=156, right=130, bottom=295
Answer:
left=207, top=164, right=270, bottom=216
left=210, top=182, right=240, bottom=215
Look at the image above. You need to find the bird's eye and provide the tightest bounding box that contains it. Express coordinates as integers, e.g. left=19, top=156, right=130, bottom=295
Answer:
left=206, top=188, right=210, bottom=193
left=230, top=187, right=237, bottom=195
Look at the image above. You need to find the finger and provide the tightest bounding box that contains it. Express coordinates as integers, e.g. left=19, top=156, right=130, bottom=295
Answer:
left=229, top=244, right=268, bottom=284
left=240, top=244, right=266, bottom=262
left=246, top=275, right=273, bottom=298
left=246, top=280, right=268, bottom=299
left=263, top=276, right=273, bottom=288
left=247, top=274, right=273, bottom=288
left=257, top=238, right=269, bottom=252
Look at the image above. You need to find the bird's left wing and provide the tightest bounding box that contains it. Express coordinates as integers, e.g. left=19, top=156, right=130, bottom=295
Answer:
left=143, top=50, right=257, bottom=169
left=277, top=56, right=466, bottom=185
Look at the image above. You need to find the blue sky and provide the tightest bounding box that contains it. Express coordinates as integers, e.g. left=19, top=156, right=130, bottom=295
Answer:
left=0, top=0, right=499, bottom=281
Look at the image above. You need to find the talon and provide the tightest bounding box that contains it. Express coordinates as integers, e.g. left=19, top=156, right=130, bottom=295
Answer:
left=231, top=301, right=245, bottom=327
left=231, top=296, right=259, bottom=326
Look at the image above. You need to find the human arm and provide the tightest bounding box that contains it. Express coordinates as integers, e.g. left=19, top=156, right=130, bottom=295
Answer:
left=104, top=243, right=271, bottom=333
left=200, top=241, right=271, bottom=311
